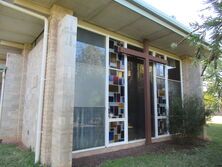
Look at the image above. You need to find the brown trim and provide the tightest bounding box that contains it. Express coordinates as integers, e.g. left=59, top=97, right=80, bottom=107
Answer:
left=143, top=40, right=152, bottom=144
left=118, top=47, right=146, bottom=59
left=149, top=56, right=167, bottom=64
left=118, top=47, right=167, bottom=64
left=119, top=43, right=166, bottom=144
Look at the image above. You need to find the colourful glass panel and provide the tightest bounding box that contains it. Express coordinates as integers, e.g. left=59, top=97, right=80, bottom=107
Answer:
left=109, top=39, right=125, bottom=119
left=109, top=121, right=124, bottom=143
left=158, top=119, right=168, bottom=135
left=156, top=78, right=166, bottom=116
left=109, top=39, right=124, bottom=70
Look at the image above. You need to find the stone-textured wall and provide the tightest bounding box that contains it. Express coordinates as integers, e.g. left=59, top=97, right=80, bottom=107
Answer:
left=182, top=57, right=203, bottom=98
left=0, top=53, right=23, bottom=142
left=22, top=39, right=43, bottom=150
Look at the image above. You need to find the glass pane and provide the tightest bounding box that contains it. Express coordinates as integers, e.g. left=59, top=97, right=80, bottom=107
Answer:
left=73, top=28, right=106, bottom=151
left=109, top=39, right=124, bottom=70
left=127, top=44, right=143, bottom=52
left=167, top=58, right=181, bottom=81
left=109, top=38, right=125, bottom=120
left=168, top=80, right=181, bottom=110
left=128, top=56, right=145, bottom=141
left=156, top=53, right=165, bottom=59
left=73, top=108, right=105, bottom=150
left=156, top=78, right=166, bottom=116
left=109, top=121, right=124, bottom=143
left=158, top=119, right=168, bottom=135
left=156, top=63, right=165, bottom=77
left=108, top=38, right=126, bottom=144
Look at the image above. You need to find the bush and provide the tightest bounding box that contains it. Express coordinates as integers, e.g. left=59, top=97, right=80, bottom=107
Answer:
left=169, top=95, right=209, bottom=144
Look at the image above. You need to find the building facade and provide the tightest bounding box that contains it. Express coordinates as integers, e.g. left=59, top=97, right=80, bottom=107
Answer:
left=0, top=0, right=203, bottom=167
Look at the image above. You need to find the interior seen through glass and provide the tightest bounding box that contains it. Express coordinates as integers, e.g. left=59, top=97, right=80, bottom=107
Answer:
left=127, top=44, right=145, bottom=141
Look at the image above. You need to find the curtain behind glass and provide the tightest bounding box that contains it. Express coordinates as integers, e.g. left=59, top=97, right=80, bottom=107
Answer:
left=73, top=28, right=106, bottom=151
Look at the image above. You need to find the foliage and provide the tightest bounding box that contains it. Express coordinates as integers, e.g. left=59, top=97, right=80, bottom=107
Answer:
left=190, top=0, right=222, bottom=113
left=101, top=124, right=222, bottom=167
left=169, top=96, right=208, bottom=143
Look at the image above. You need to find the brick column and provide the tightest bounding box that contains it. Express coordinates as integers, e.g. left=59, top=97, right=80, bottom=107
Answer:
left=51, top=15, right=77, bottom=167
left=40, top=5, right=73, bottom=165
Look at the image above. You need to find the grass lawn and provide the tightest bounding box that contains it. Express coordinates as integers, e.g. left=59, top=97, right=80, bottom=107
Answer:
left=0, top=122, right=222, bottom=167
left=101, top=123, right=222, bottom=167
left=0, top=144, right=39, bottom=167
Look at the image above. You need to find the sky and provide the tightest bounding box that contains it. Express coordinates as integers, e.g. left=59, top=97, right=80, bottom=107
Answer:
left=143, top=0, right=207, bottom=28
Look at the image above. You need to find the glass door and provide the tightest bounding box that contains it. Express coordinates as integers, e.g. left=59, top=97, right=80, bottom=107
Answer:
left=127, top=44, right=145, bottom=141
left=127, top=56, right=145, bottom=141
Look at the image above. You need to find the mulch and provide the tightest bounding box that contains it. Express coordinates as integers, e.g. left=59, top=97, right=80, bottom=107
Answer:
left=72, top=140, right=206, bottom=167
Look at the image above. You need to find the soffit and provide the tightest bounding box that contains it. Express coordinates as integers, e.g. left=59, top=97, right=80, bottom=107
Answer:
left=20, top=0, right=195, bottom=56
left=0, top=3, right=44, bottom=44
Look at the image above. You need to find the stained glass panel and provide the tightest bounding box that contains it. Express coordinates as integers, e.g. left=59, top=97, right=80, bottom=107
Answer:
left=158, top=119, right=168, bottom=135
left=156, top=78, right=167, bottom=116
left=109, top=121, right=124, bottom=143
left=108, top=38, right=126, bottom=144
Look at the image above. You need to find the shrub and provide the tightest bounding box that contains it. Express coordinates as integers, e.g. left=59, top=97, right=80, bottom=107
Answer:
left=169, top=95, right=209, bottom=144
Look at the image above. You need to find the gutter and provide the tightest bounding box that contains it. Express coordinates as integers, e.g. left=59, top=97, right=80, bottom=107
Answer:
left=0, top=65, right=7, bottom=125
left=0, top=0, right=48, bottom=163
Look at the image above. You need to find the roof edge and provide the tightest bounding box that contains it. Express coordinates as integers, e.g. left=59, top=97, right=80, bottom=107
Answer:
left=114, top=0, right=192, bottom=37
left=130, top=0, right=192, bottom=33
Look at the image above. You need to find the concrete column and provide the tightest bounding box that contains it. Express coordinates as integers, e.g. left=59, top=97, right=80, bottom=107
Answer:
left=51, top=15, right=77, bottom=167
left=40, top=5, right=73, bottom=165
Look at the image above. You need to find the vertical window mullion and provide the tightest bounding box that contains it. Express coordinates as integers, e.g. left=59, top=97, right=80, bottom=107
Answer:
left=165, top=56, right=170, bottom=135
left=105, top=36, right=110, bottom=147
left=153, top=52, right=158, bottom=138
left=124, top=42, right=128, bottom=143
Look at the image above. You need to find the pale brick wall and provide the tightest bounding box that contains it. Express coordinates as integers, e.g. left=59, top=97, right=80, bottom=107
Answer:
left=22, top=39, right=43, bottom=150
left=0, top=53, right=23, bottom=142
left=16, top=44, right=31, bottom=142
left=182, top=58, right=203, bottom=98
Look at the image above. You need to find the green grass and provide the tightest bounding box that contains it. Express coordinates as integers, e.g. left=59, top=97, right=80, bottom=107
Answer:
left=0, top=144, right=39, bottom=167
left=101, top=124, right=222, bottom=167
left=0, top=124, right=221, bottom=167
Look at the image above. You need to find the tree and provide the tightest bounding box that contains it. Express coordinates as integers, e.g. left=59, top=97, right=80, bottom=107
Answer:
left=190, top=0, right=222, bottom=113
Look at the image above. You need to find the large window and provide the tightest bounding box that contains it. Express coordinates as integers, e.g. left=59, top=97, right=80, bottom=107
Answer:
left=73, top=28, right=106, bottom=151
left=73, top=28, right=183, bottom=151
left=153, top=54, right=182, bottom=137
